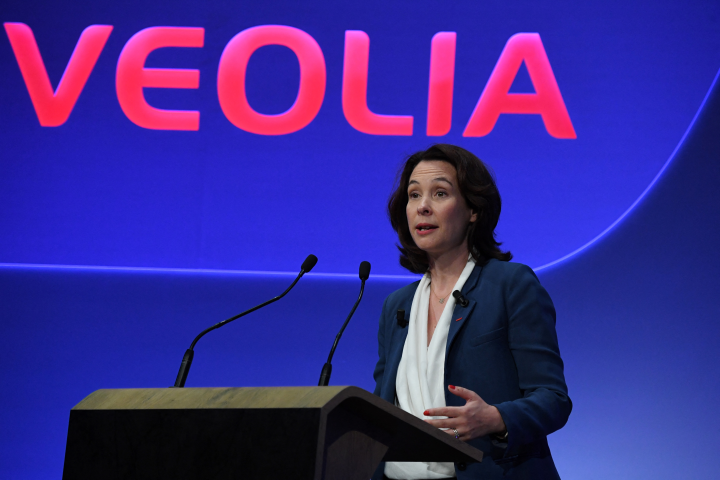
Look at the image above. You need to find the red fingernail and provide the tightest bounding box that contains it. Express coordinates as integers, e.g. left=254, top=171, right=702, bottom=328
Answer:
left=423, top=410, right=429, bottom=416
left=449, top=385, right=456, bottom=390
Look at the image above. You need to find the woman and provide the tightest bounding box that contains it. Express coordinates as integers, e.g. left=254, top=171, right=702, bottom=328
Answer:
left=373, top=144, right=571, bottom=480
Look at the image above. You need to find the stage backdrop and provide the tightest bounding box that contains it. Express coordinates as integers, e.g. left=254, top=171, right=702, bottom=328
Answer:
left=1, top=1, right=719, bottom=479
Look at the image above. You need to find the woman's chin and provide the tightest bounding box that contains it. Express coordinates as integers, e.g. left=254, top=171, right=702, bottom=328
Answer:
left=415, top=241, right=445, bottom=257
left=412, top=236, right=437, bottom=251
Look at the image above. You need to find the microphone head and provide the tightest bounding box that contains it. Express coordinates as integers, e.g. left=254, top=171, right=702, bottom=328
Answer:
left=452, top=290, right=469, bottom=307
left=359, top=261, right=371, bottom=280
left=301, top=254, right=318, bottom=273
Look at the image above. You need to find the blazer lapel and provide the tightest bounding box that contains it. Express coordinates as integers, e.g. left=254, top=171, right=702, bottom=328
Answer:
left=446, top=263, right=484, bottom=357
left=384, top=297, right=413, bottom=399
left=446, top=301, right=476, bottom=358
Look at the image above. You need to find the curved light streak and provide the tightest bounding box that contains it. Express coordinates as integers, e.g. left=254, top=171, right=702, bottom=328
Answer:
left=534, top=67, right=720, bottom=273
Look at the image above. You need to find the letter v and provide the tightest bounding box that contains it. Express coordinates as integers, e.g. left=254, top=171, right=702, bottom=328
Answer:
left=4, top=23, right=112, bottom=127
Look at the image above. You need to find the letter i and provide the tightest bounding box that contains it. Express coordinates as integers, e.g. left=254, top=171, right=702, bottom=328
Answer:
left=426, top=32, right=456, bottom=136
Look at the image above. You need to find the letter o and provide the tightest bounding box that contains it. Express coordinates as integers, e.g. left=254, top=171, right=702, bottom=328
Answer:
left=217, top=25, right=326, bottom=135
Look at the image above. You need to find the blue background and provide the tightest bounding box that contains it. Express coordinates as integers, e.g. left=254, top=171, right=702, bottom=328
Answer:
left=1, top=0, right=720, bottom=478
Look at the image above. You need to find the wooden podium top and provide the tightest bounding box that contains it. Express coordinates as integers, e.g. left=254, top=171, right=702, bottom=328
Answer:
left=72, top=385, right=483, bottom=465
left=73, top=386, right=351, bottom=410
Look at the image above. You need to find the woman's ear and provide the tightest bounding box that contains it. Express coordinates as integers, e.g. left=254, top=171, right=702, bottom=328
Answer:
left=469, top=209, right=478, bottom=223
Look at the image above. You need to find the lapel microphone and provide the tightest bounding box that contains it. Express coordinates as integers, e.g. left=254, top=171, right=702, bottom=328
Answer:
left=396, top=309, right=408, bottom=327
left=452, top=290, right=469, bottom=307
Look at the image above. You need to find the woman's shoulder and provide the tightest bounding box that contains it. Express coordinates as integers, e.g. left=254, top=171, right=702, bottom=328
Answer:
left=480, top=258, right=541, bottom=285
left=382, top=279, right=421, bottom=310
left=385, top=280, right=420, bottom=303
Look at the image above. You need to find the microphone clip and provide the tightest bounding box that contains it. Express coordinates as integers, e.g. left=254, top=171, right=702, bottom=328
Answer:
left=452, top=290, right=469, bottom=307
left=397, top=309, right=408, bottom=328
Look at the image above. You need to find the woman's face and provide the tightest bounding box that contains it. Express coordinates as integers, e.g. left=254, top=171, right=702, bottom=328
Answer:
left=406, top=160, right=477, bottom=257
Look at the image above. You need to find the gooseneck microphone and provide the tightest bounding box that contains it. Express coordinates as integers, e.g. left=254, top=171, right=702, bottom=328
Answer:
left=173, top=254, right=318, bottom=388
left=318, top=261, right=371, bottom=386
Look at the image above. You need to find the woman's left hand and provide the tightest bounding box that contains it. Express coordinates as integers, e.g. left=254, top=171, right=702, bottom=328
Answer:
left=423, top=385, right=507, bottom=441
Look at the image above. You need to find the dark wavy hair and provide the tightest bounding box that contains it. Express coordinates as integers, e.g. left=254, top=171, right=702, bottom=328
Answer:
left=388, top=144, right=512, bottom=273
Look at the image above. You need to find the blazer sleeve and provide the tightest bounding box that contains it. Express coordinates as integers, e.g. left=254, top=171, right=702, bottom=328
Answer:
left=493, top=264, right=572, bottom=458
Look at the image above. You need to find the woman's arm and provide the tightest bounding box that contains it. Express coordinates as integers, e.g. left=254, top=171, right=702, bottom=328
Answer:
left=425, top=264, right=571, bottom=455
left=493, top=264, right=572, bottom=455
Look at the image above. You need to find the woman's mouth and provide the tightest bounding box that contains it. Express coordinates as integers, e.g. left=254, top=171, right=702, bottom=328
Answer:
left=416, top=224, right=438, bottom=235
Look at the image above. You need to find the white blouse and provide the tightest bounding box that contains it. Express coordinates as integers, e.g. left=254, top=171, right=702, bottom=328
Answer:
left=385, top=257, right=476, bottom=479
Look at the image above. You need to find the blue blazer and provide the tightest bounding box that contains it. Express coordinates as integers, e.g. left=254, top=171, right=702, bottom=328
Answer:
left=372, top=259, right=571, bottom=480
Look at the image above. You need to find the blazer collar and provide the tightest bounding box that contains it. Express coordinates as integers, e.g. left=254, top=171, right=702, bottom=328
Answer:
left=459, top=259, right=485, bottom=296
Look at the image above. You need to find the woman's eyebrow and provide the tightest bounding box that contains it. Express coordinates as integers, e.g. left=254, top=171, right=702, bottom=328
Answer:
left=432, top=176, right=453, bottom=186
left=408, top=177, right=454, bottom=186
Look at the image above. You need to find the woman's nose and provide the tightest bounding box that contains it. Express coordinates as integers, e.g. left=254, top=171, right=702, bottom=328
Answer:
left=418, top=197, right=432, bottom=215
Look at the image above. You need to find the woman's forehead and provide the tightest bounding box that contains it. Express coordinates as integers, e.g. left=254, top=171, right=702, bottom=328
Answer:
left=409, top=160, right=457, bottom=184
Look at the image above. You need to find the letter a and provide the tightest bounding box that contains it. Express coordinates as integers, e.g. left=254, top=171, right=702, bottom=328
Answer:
left=463, top=33, right=576, bottom=139
left=4, top=23, right=112, bottom=127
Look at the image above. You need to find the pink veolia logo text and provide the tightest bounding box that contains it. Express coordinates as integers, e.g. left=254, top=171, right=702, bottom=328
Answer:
left=3, top=23, right=576, bottom=138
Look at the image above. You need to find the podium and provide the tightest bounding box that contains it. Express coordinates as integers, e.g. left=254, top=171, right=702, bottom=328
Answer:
left=63, top=386, right=483, bottom=480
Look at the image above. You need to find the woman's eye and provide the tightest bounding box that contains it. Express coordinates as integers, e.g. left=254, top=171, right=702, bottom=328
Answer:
left=409, top=192, right=420, bottom=199
left=436, top=191, right=447, bottom=197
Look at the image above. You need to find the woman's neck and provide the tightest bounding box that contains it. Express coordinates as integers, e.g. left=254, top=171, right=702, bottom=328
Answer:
left=427, top=245, right=470, bottom=293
